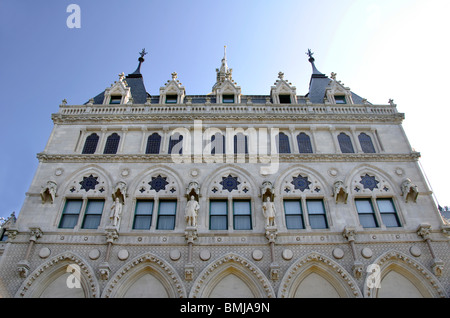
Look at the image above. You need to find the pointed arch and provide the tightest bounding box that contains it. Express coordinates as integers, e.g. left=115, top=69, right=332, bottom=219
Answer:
left=363, top=250, right=447, bottom=298
left=101, top=252, right=186, bottom=298
left=274, top=164, right=330, bottom=197
left=15, top=252, right=100, bottom=298
left=189, top=253, right=275, bottom=298
left=278, top=252, right=362, bottom=298
left=61, top=164, right=114, bottom=196
left=129, top=164, right=184, bottom=196
left=346, top=164, right=399, bottom=196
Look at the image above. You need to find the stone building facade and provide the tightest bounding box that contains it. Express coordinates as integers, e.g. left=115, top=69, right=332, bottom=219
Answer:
left=0, top=49, right=449, bottom=298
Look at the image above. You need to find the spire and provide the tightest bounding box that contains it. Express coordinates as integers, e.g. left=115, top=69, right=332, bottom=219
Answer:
left=129, top=48, right=148, bottom=77
left=213, top=45, right=234, bottom=90
left=306, top=49, right=324, bottom=76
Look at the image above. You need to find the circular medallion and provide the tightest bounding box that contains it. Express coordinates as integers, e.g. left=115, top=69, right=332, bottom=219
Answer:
left=252, top=250, right=263, bottom=261
left=282, top=249, right=293, bottom=260
left=118, top=249, right=129, bottom=261
left=170, top=249, right=181, bottom=261
left=89, top=249, right=101, bottom=260
left=39, top=247, right=51, bottom=259
left=332, top=248, right=344, bottom=259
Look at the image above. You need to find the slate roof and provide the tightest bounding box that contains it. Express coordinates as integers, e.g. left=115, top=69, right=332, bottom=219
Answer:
left=86, top=52, right=367, bottom=105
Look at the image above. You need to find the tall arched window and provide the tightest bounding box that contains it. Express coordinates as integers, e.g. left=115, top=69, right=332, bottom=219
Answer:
left=211, top=133, right=225, bottom=155
left=297, top=132, right=313, bottom=153
left=276, top=132, right=291, bottom=154
left=168, top=133, right=183, bottom=154
left=82, top=133, right=99, bottom=154
left=234, top=133, right=248, bottom=154
left=338, top=132, right=354, bottom=153
left=358, top=133, right=376, bottom=153
left=103, top=133, right=120, bottom=154
left=146, top=133, right=162, bottom=154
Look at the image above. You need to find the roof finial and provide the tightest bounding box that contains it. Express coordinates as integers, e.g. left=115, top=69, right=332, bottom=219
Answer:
left=306, top=48, right=324, bottom=76
left=131, top=48, right=148, bottom=75
left=306, top=48, right=314, bottom=62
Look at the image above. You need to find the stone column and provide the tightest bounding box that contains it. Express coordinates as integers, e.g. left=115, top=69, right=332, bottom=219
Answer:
left=17, top=227, right=42, bottom=278
left=417, top=223, right=444, bottom=276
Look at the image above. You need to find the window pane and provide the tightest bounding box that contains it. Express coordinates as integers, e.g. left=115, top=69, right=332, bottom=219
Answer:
left=168, top=134, right=183, bottom=154
left=277, top=133, right=291, bottom=154
left=133, top=200, right=153, bottom=230
left=279, top=95, right=291, bottom=104
left=355, top=199, right=374, bottom=213
left=377, top=199, right=395, bottom=213
left=82, top=200, right=104, bottom=229
left=359, top=133, right=376, bottom=153
left=356, top=199, right=378, bottom=228
left=338, top=133, right=354, bottom=153
left=82, top=133, right=99, bottom=154
left=166, top=95, right=177, bottom=104
left=157, top=201, right=176, bottom=230
left=234, top=134, right=248, bottom=154
left=59, top=200, right=82, bottom=228
left=284, top=200, right=304, bottom=229
left=210, top=201, right=227, bottom=230
left=233, top=200, right=251, bottom=230
left=211, top=134, right=225, bottom=155
left=377, top=199, right=400, bottom=227
left=223, top=95, right=234, bottom=103
left=146, top=133, right=161, bottom=154
left=103, top=133, right=120, bottom=154
left=359, top=214, right=378, bottom=228
left=210, top=201, right=227, bottom=215
left=306, top=200, right=327, bottom=229
left=297, top=133, right=313, bottom=153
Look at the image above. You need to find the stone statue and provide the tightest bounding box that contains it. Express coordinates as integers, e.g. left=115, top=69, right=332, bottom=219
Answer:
left=262, top=197, right=276, bottom=227
left=110, top=198, right=123, bottom=228
left=185, top=196, right=199, bottom=227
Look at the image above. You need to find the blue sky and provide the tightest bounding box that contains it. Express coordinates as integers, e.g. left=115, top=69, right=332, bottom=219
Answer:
left=0, top=0, right=449, bottom=219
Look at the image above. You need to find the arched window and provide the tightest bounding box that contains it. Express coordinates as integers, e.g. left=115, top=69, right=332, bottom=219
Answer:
left=297, top=133, right=313, bottom=153
left=358, top=133, right=376, bottom=153
left=103, top=133, right=120, bottom=154
left=146, top=133, right=162, bottom=154
left=338, top=132, right=354, bottom=153
left=211, top=133, right=225, bottom=155
left=234, top=133, right=248, bottom=154
left=82, top=133, right=99, bottom=154
left=168, top=133, right=183, bottom=154
left=276, top=132, right=291, bottom=154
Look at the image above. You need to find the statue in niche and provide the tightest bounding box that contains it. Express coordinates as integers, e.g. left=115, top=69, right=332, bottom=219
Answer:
left=40, top=181, right=57, bottom=204
left=401, top=178, right=419, bottom=203
left=110, top=198, right=123, bottom=229
left=185, top=195, right=199, bottom=227
left=262, top=197, right=277, bottom=227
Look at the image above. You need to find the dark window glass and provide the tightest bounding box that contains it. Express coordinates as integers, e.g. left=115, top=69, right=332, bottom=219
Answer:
left=157, top=200, right=177, bottom=230
left=210, top=200, right=228, bottom=230
left=146, top=133, right=162, bottom=154
left=168, top=133, right=183, bottom=154
left=59, top=199, right=82, bottom=229
left=103, top=133, right=120, bottom=154
left=279, top=95, right=291, bottom=104
left=335, top=96, right=347, bottom=104
left=355, top=199, right=378, bottom=228
left=133, top=200, right=154, bottom=230
left=377, top=199, right=401, bottom=227
left=233, top=200, right=252, bottom=230
left=81, top=200, right=104, bottom=229
left=338, top=133, right=354, bottom=153
left=109, top=95, right=122, bottom=104
left=276, top=132, right=291, bottom=154
left=306, top=199, right=328, bottom=229
left=234, top=134, right=248, bottom=154
left=284, top=200, right=304, bottom=229
left=165, top=95, right=177, bottom=104
left=82, top=133, right=99, bottom=154
left=223, top=94, right=235, bottom=103
left=297, top=133, right=313, bottom=153
left=359, top=133, right=376, bottom=153
left=211, top=134, right=225, bottom=155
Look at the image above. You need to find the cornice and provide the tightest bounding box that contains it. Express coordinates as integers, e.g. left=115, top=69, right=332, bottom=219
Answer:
left=36, top=152, right=421, bottom=163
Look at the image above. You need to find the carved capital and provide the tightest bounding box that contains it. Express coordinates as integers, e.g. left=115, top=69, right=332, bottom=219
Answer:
left=185, top=227, right=198, bottom=244
left=432, top=259, right=445, bottom=277
left=265, top=226, right=278, bottom=243
left=99, top=262, right=111, bottom=280
left=104, top=227, right=119, bottom=243
left=343, top=226, right=357, bottom=242
left=17, top=260, right=31, bottom=278
left=184, top=263, right=194, bottom=281
left=29, top=227, right=43, bottom=242
left=417, top=223, right=432, bottom=240
left=352, top=261, right=364, bottom=279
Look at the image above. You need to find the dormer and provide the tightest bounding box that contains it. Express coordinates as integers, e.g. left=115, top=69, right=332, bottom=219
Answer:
left=212, top=46, right=242, bottom=104
left=325, top=73, right=354, bottom=105
left=159, top=72, right=186, bottom=104
left=270, top=72, right=297, bottom=105
left=103, top=72, right=132, bottom=105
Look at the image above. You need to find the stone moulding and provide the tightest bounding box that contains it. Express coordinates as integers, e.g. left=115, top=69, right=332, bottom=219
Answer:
left=363, top=250, right=448, bottom=298
left=36, top=152, right=421, bottom=163
left=277, top=251, right=362, bottom=298
left=101, top=252, right=186, bottom=298
left=189, top=252, right=275, bottom=298
left=15, top=251, right=100, bottom=298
